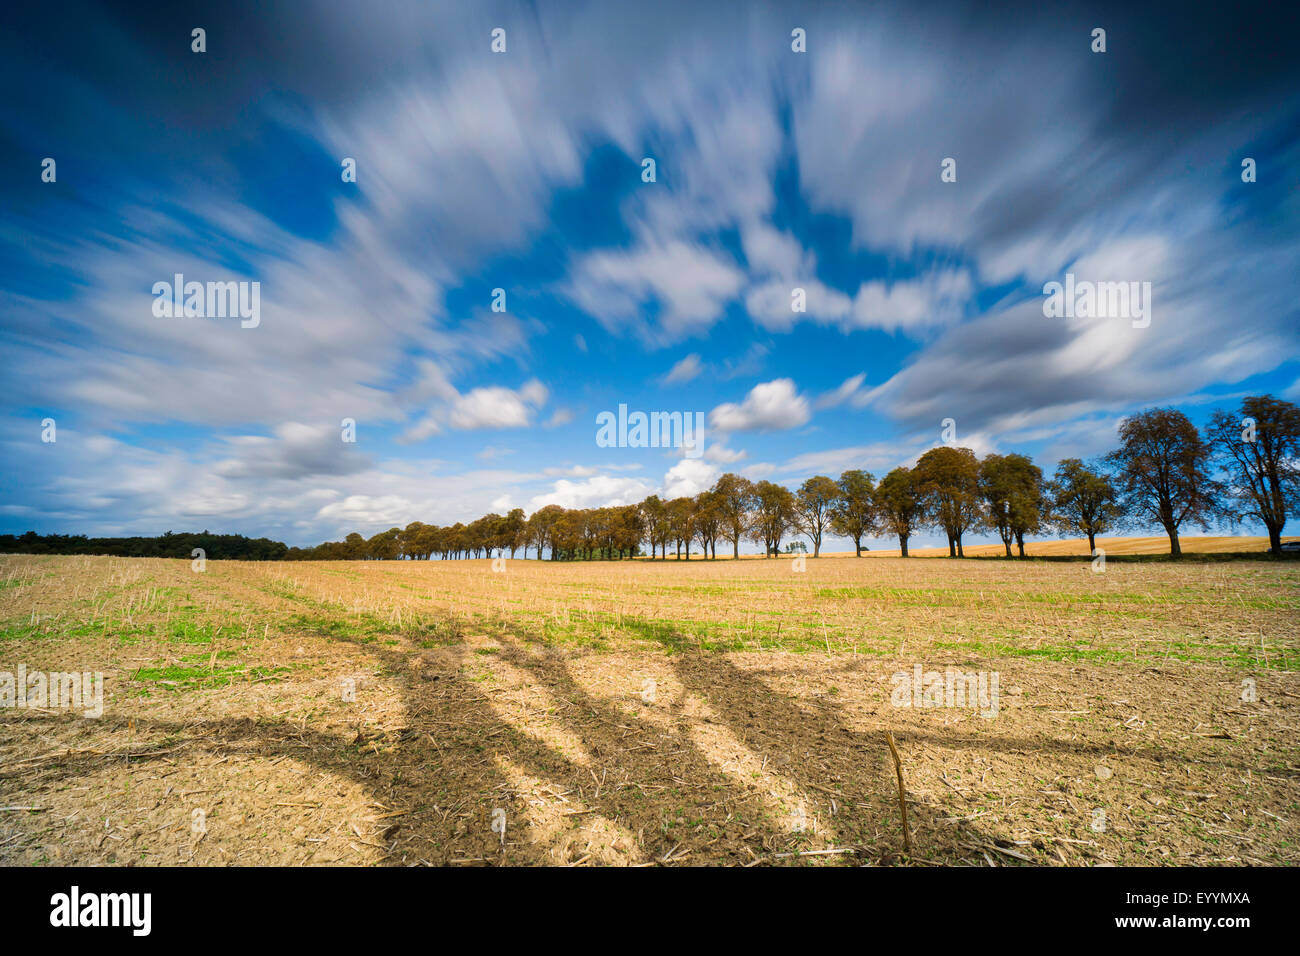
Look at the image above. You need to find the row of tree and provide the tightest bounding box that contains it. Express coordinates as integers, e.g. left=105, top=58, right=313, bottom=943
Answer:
left=286, top=395, right=1298, bottom=561
left=0, top=530, right=289, bottom=560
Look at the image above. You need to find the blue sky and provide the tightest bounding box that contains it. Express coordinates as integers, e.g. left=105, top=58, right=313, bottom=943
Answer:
left=1, top=0, right=1298, bottom=550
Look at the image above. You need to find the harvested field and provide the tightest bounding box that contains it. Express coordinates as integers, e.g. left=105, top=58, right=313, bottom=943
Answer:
left=1, top=547, right=1297, bottom=866
left=845, top=535, right=1297, bottom=558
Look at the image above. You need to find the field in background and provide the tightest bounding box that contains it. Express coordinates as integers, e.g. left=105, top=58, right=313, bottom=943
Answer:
left=635, top=534, right=1294, bottom=559
left=841, top=534, right=1298, bottom=558
left=1, top=544, right=1297, bottom=866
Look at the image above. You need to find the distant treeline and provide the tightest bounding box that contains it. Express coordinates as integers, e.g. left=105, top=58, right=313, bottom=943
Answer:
left=4, top=395, right=1297, bottom=563
left=0, top=530, right=288, bottom=561
left=289, top=395, right=1299, bottom=562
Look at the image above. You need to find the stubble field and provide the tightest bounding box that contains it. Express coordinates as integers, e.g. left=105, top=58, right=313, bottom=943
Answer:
left=1, top=546, right=1298, bottom=866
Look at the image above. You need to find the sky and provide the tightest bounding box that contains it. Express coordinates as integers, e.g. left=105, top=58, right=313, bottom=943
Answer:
left=1, top=0, right=1298, bottom=551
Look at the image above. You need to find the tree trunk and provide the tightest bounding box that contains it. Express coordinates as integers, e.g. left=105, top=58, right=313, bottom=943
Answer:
left=854, top=537, right=862, bottom=557
left=733, top=537, right=740, bottom=559
left=1166, top=525, right=1181, bottom=557
left=956, top=534, right=965, bottom=558
left=947, top=534, right=956, bottom=558
left=900, top=535, right=909, bottom=558
left=1267, top=522, right=1282, bottom=555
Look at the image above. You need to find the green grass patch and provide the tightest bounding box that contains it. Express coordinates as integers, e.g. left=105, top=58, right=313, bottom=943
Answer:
left=129, top=650, right=293, bottom=693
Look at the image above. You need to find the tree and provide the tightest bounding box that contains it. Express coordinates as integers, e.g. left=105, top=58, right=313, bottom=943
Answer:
left=469, top=514, right=499, bottom=558
left=639, top=495, right=668, bottom=560
left=693, top=490, right=722, bottom=559
left=713, top=473, right=756, bottom=559
left=914, top=446, right=983, bottom=557
left=1105, top=407, right=1220, bottom=556
left=612, top=504, right=644, bottom=559
left=750, top=481, right=797, bottom=556
left=1008, top=462, right=1047, bottom=558
left=829, top=470, right=875, bottom=557
left=419, top=524, right=443, bottom=559
left=367, top=527, right=402, bottom=560
left=526, top=505, right=565, bottom=559
left=501, top=508, right=527, bottom=558
left=1205, top=395, right=1300, bottom=555
left=591, top=507, right=614, bottom=559
left=446, top=522, right=467, bottom=559
left=794, top=475, right=840, bottom=557
left=979, top=458, right=1016, bottom=558
left=667, top=497, right=696, bottom=559
left=979, top=454, right=1044, bottom=557
left=551, top=510, right=582, bottom=560
left=400, top=522, right=427, bottom=559
left=875, top=467, right=921, bottom=557
left=344, top=532, right=366, bottom=559
left=1049, top=458, right=1123, bottom=554
left=712, top=473, right=759, bottom=556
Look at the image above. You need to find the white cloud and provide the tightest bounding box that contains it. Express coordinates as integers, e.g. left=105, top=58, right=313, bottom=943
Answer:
left=566, top=235, right=744, bottom=343
left=663, top=353, right=703, bottom=384
left=317, top=494, right=417, bottom=528
left=662, top=458, right=719, bottom=498
left=543, top=465, right=598, bottom=478
left=815, top=373, right=868, bottom=410
left=526, top=475, right=654, bottom=511
left=704, top=443, right=747, bottom=464
left=544, top=407, right=576, bottom=428
left=321, top=64, right=583, bottom=264
left=709, top=379, right=811, bottom=433
left=449, top=380, right=548, bottom=430
left=849, top=271, right=972, bottom=333
left=745, top=278, right=853, bottom=332
left=400, top=377, right=549, bottom=440
left=744, top=263, right=971, bottom=337
left=740, top=221, right=812, bottom=277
